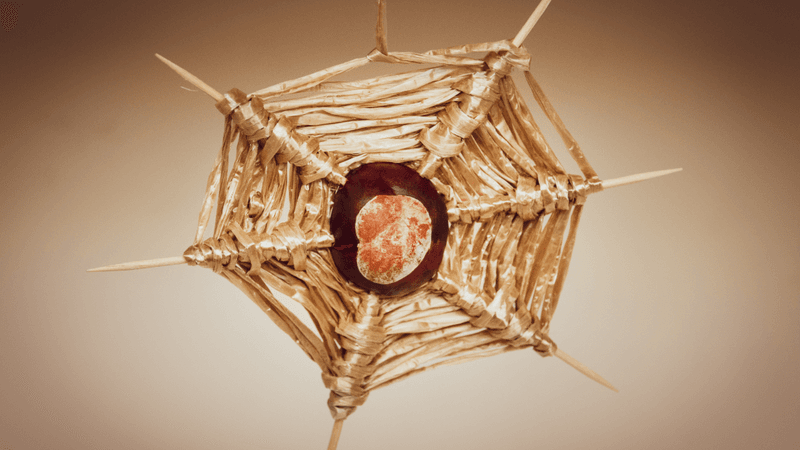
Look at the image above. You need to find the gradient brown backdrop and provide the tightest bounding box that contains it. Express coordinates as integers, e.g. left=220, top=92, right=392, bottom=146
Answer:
left=1, top=1, right=798, bottom=449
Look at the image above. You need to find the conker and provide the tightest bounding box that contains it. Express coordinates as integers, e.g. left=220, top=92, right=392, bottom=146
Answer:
left=330, top=163, right=448, bottom=296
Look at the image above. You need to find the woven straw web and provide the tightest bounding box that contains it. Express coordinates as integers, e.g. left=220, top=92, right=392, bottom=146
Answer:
left=174, top=34, right=606, bottom=424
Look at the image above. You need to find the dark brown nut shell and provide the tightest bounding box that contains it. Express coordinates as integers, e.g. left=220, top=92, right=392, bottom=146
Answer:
left=331, top=163, right=449, bottom=296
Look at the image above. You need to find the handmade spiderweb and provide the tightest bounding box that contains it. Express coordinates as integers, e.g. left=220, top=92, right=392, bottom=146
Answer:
left=91, top=1, right=679, bottom=448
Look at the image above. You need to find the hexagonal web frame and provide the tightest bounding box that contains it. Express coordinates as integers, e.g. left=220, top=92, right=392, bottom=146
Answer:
left=181, top=35, right=606, bottom=419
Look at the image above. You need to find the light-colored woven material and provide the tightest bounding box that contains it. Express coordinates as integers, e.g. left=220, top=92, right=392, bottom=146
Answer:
left=181, top=27, right=601, bottom=425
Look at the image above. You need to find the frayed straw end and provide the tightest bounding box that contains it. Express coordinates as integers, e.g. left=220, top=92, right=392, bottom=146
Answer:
left=554, top=347, right=619, bottom=392
left=87, top=255, right=188, bottom=272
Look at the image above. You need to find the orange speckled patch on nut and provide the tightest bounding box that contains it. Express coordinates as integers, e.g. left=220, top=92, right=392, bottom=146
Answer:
left=355, top=195, right=432, bottom=284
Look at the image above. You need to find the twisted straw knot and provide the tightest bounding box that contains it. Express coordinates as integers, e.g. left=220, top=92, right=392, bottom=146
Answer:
left=489, top=309, right=534, bottom=347
left=324, top=374, right=370, bottom=420
left=417, top=120, right=465, bottom=178
left=438, top=101, right=482, bottom=139
left=183, top=223, right=333, bottom=273
left=457, top=197, right=484, bottom=223
left=418, top=46, right=530, bottom=178
left=326, top=294, right=385, bottom=420
left=585, top=176, right=603, bottom=195
left=532, top=174, right=567, bottom=215
left=299, top=149, right=345, bottom=184
left=515, top=173, right=592, bottom=219
left=184, top=233, right=240, bottom=274
left=214, top=88, right=269, bottom=141
left=440, top=284, right=489, bottom=318
left=483, top=46, right=531, bottom=76
left=431, top=273, right=460, bottom=295
left=461, top=291, right=510, bottom=330
left=532, top=332, right=557, bottom=357
left=246, top=191, right=265, bottom=218
left=569, top=174, right=590, bottom=205
left=416, top=153, right=444, bottom=179
left=479, top=308, right=555, bottom=355
left=453, top=72, right=502, bottom=104
left=447, top=195, right=513, bottom=223
left=419, top=122, right=465, bottom=159
left=269, top=115, right=346, bottom=185
left=433, top=271, right=517, bottom=329
left=365, top=48, right=393, bottom=63
left=445, top=173, right=593, bottom=224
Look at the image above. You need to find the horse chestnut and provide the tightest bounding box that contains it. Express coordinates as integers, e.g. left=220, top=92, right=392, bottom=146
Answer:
left=330, top=163, right=448, bottom=296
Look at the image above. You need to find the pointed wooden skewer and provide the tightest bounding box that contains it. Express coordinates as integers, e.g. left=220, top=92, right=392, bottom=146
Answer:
left=554, top=347, right=618, bottom=392
left=155, top=53, right=224, bottom=102
left=327, top=418, right=345, bottom=450
left=86, top=169, right=681, bottom=273
left=375, top=0, right=388, bottom=54
left=600, top=168, right=682, bottom=191
left=513, top=0, right=552, bottom=46
left=87, top=255, right=188, bottom=273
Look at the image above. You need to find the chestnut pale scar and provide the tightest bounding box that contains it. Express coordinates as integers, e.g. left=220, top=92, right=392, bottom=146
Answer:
left=355, top=195, right=432, bottom=284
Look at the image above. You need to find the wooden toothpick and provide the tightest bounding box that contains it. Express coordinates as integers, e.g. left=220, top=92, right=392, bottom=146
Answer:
left=327, top=419, right=345, bottom=450
left=600, top=168, right=682, bottom=191
left=512, top=0, right=552, bottom=47
left=87, top=255, right=188, bottom=272
left=155, top=53, right=224, bottom=102
left=375, top=0, right=388, bottom=54
left=554, top=347, right=618, bottom=392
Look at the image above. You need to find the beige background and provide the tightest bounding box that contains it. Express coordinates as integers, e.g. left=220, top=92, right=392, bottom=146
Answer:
left=1, top=0, right=798, bottom=449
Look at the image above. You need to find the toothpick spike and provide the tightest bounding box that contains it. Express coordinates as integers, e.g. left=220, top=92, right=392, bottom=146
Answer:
left=155, top=53, right=224, bottom=102
left=87, top=255, right=188, bottom=273
left=600, top=168, right=682, bottom=191
left=375, top=0, right=388, bottom=54
left=554, top=347, right=618, bottom=392
left=327, top=419, right=345, bottom=450
left=512, top=0, right=552, bottom=47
